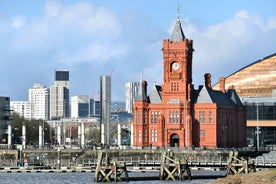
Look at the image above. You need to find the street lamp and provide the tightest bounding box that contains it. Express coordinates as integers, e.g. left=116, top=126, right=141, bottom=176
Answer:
left=256, top=101, right=260, bottom=151
left=19, top=147, right=22, bottom=166
left=57, top=148, right=61, bottom=169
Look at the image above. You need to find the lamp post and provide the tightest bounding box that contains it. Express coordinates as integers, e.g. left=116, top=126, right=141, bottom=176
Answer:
left=256, top=101, right=260, bottom=151
left=18, top=147, right=22, bottom=166
left=57, top=148, right=61, bottom=169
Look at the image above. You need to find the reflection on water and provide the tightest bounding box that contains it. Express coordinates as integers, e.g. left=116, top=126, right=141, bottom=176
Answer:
left=0, top=171, right=222, bottom=184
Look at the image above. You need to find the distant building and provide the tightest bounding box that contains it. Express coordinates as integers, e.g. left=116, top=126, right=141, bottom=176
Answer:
left=28, top=83, right=49, bottom=120
left=125, top=82, right=140, bottom=113
left=71, top=95, right=90, bottom=118
left=132, top=17, right=246, bottom=149
left=100, top=75, right=111, bottom=146
left=0, top=97, right=11, bottom=144
left=71, top=96, right=101, bottom=118
left=10, top=101, right=31, bottom=119
left=50, top=70, right=70, bottom=119
left=90, top=98, right=101, bottom=117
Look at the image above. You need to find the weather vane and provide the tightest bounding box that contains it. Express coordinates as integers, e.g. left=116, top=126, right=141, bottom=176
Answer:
left=177, top=0, right=181, bottom=20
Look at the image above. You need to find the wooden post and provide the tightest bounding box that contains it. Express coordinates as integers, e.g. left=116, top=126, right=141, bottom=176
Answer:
left=226, top=151, right=256, bottom=175
left=94, top=151, right=129, bottom=182
left=159, top=151, right=191, bottom=181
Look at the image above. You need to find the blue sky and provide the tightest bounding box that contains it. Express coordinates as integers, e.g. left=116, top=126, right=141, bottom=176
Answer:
left=0, top=0, right=276, bottom=102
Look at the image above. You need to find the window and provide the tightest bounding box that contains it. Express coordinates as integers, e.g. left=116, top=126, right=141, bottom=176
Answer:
left=209, top=111, right=212, bottom=124
left=169, top=111, right=179, bottom=123
left=200, top=129, right=206, bottom=137
left=151, top=111, right=159, bottom=123
left=144, top=111, right=147, bottom=124
left=199, top=111, right=206, bottom=124
left=138, top=130, right=142, bottom=142
left=138, top=111, right=141, bottom=123
left=144, top=130, right=147, bottom=142
left=151, top=130, right=158, bottom=142
left=170, top=82, right=179, bottom=91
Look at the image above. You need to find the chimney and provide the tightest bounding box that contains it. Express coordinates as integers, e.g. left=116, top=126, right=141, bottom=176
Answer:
left=219, top=77, right=225, bottom=93
left=142, top=80, right=148, bottom=96
left=204, top=73, right=212, bottom=88
left=228, top=85, right=234, bottom=90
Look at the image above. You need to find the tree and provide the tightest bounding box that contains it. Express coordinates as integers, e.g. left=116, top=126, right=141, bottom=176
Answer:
left=10, top=113, right=51, bottom=146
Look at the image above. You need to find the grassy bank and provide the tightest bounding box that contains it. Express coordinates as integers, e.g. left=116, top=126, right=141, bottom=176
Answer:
left=207, top=169, right=276, bottom=184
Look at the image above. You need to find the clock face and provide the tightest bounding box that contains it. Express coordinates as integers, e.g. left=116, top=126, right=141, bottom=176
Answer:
left=172, top=62, right=180, bottom=71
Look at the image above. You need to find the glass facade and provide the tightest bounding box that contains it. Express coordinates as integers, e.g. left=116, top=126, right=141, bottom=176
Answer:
left=0, top=97, right=10, bottom=143
left=55, top=70, right=69, bottom=81
left=242, top=97, right=276, bottom=146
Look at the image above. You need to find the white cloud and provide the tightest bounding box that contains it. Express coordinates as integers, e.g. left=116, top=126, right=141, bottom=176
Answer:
left=59, top=42, right=129, bottom=65
left=268, top=16, right=276, bottom=29
left=10, top=15, right=27, bottom=29
left=1, top=1, right=276, bottom=101
left=182, top=10, right=276, bottom=85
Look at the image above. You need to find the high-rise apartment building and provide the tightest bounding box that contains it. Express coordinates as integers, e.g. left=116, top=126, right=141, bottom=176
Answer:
left=28, top=83, right=49, bottom=120
left=125, top=82, right=140, bottom=114
left=10, top=101, right=31, bottom=119
left=50, top=70, right=69, bottom=119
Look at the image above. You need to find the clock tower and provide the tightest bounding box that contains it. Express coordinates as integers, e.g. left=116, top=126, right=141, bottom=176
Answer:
left=162, top=18, right=193, bottom=103
left=162, top=18, right=194, bottom=147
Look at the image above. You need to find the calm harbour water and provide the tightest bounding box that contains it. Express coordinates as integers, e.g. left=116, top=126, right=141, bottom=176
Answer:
left=0, top=172, right=220, bottom=184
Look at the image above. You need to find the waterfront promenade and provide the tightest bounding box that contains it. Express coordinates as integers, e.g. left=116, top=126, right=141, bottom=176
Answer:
left=0, top=146, right=275, bottom=171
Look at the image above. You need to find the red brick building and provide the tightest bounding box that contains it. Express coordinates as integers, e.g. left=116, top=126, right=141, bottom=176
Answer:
left=132, top=18, right=247, bottom=148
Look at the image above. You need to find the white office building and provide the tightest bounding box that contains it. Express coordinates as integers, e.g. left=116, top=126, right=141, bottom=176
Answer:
left=125, top=82, right=140, bottom=113
left=10, top=101, right=31, bottom=120
left=71, top=95, right=90, bottom=118
left=50, top=70, right=69, bottom=119
left=28, top=83, right=49, bottom=120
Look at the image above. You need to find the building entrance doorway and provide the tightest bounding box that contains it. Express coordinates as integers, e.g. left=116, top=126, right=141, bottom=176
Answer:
left=170, top=134, right=179, bottom=147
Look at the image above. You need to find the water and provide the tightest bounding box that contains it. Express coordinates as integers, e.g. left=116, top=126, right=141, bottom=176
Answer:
left=0, top=172, right=220, bottom=184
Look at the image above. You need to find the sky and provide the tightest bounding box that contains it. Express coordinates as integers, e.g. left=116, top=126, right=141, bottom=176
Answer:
left=0, top=0, right=275, bottom=102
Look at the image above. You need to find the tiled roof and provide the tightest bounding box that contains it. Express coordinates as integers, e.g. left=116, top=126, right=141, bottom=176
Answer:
left=170, top=19, right=185, bottom=42
left=149, top=85, right=162, bottom=104
left=226, top=90, right=243, bottom=105
left=196, top=86, right=240, bottom=105
left=135, top=81, right=148, bottom=102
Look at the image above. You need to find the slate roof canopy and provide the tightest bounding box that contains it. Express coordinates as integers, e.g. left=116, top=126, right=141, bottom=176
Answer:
left=170, top=19, right=185, bottom=42
left=195, top=85, right=243, bottom=106
left=149, top=85, right=162, bottom=104
left=135, top=80, right=148, bottom=102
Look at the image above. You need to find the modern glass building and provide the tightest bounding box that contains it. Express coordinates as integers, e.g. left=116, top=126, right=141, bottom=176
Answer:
left=213, top=53, right=276, bottom=148
left=71, top=96, right=101, bottom=118
left=242, top=97, right=276, bottom=146
left=0, top=97, right=11, bottom=144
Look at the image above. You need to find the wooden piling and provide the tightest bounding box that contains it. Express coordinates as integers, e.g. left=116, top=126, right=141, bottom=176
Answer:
left=226, top=151, right=256, bottom=175
left=94, top=151, right=129, bottom=182
left=159, top=150, right=191, bottom=181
